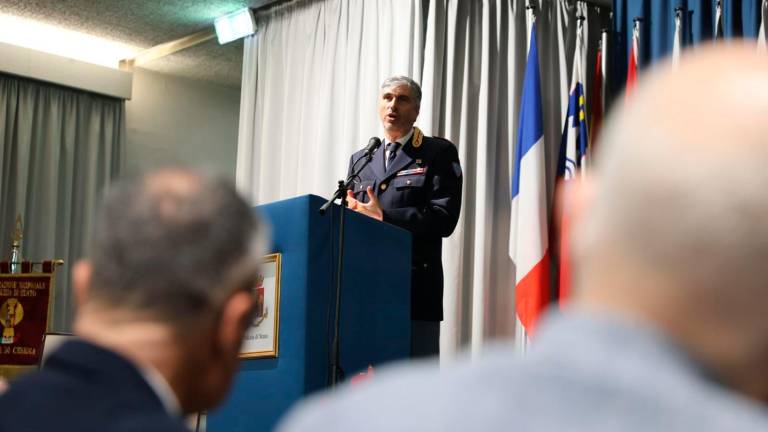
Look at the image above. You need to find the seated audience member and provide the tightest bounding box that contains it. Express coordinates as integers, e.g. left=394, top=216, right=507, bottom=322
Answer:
left=277, top=44, right=768, bottom=431
left=0, top=169, right=263, bottom=432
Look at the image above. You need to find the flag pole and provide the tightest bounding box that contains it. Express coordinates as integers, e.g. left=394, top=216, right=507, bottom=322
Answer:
left=514, top=0, right=550, bottom=353
left=625, top=17, right=641, bottom=103
left=526, top=1, right=536, bottom=53
left=600, top=28, right=609, bottom=116
left=632, top=18, right=642, bottom=65
left=672, top=7, right=683, bottom=66
left=715, top=0, right=724, bottom=40
left=758, top=0, right=767, bottom=52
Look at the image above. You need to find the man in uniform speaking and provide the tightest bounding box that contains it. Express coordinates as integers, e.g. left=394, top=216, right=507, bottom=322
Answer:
left=346, top=76, right=463, bottom=358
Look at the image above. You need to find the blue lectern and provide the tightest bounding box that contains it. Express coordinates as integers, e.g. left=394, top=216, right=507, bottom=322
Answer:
left=208, top=194, right=411, bottom=432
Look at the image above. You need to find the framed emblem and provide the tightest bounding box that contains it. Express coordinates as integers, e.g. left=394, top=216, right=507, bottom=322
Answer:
left=240, top=253, right=281, bottom=358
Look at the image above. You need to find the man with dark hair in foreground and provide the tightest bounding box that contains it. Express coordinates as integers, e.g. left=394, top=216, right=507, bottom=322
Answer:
left=0, top=169, right=262, bottom=432
left=278, top=44, right=768, bottom=431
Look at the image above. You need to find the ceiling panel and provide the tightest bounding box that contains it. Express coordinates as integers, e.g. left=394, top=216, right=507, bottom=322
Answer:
left=0, top=0, right=270, bottom=87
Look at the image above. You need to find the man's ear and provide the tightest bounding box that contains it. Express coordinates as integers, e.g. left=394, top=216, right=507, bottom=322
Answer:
left=217, top=291, right=255, bottom=355
left=72, top=260, right=93, bottom=310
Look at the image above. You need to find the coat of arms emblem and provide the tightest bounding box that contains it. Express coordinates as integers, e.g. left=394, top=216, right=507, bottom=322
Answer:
left=252, top=274, right=268, bottom=328
left=0, top=298, right=24, bottom=344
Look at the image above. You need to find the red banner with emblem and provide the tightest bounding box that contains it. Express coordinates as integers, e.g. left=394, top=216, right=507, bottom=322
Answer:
left=0, top=274, right=54, bottom=366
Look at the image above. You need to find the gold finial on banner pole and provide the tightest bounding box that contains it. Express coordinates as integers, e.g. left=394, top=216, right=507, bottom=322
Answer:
left=11, top=215, right=23, bottom=246
left=10, top=214, right=23, bottom=274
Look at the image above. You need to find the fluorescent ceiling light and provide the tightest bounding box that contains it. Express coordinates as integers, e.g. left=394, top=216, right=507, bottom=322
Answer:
left=214, top=8, right=256, bottom=44
left=0, top=13, right=139, bottom=69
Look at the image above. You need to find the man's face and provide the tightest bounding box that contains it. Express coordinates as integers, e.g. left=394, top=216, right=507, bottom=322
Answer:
left=186, top=273, right=258, bottom=413
left=378, top=84, right=420, bottom=138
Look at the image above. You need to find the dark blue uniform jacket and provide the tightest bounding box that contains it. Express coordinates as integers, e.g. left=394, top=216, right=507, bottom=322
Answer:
left=348, top=134, right=462, bottom=321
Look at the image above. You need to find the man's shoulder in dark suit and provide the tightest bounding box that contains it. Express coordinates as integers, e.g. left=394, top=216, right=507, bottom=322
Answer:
left=0, top=340, right=189, bottom=432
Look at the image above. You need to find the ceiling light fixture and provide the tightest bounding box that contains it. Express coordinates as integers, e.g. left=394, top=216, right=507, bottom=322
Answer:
left=214, top=8, right=256, bottom=45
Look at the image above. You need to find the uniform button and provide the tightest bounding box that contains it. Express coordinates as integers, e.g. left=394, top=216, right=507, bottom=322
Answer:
left=406, top=180, right=412, bottom=185
left=380, top=183, right=388, bottom=191
left=423, top=263, right=428, bottom=268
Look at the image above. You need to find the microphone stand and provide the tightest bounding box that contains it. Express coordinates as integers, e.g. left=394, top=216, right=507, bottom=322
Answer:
left=319, top=149, right=377, bottom=387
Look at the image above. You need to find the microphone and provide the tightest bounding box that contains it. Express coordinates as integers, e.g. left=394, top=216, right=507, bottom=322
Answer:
left=363, top=137, right=382, bottom=157
left=345, top=137, right=381, bottom=189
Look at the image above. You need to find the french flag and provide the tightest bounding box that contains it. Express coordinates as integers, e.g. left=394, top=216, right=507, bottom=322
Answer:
left=511, top=24, right=550, bottom=338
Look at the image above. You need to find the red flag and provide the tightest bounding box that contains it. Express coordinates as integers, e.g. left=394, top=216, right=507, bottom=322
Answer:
left=350, top=365, right=375, bottom=385
left=626, top=22, right=640, bottom=103
left=590, top=41, right=604, bottom=151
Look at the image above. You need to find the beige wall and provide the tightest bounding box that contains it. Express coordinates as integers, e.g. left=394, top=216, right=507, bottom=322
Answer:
left=125, top=68, right=240, bottom=179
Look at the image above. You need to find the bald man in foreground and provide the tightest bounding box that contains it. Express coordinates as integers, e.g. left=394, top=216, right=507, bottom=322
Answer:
left=0, top=169, right=262, bottom=432
left=277, top=44, right=768, bottom=431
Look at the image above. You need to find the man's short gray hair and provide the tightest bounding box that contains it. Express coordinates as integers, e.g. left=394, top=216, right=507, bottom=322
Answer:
left=381, top=76, right=422, bottom=106
left=89, top=169, right=261, bottom=332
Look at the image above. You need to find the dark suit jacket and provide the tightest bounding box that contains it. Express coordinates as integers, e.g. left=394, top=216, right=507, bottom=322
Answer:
left=348, top=134, right=462, bottom=321
left=0, top=340, right=189, bottom=432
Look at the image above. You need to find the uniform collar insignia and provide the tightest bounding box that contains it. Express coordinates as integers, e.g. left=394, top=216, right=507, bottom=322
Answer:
left=412, top=127, right=423, bottom=148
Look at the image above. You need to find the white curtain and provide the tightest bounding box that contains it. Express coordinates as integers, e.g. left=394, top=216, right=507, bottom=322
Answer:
left=237, top=0, right=606, bottom=359
left=236, top=0, right=424, bottom=202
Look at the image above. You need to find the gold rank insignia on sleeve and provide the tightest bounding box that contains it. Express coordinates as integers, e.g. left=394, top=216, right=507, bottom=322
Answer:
left=412, top=127, right=423, bottom=148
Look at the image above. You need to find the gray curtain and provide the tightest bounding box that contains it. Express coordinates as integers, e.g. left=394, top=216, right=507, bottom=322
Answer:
left=0, top=73, right=124, bottom=331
